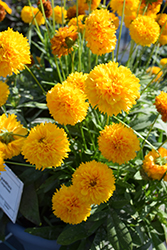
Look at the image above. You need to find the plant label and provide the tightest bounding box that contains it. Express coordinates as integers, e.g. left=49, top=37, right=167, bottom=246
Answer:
left=0, top=164, right=24, bottom=223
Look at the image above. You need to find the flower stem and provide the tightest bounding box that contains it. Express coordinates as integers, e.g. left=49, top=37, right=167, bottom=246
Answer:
left=25, top=65, right=46, bottom=95
left=5, top=160, right=35, bottom=168
left=116, top=0, right=126, bottom=62
left=51, top=0, right=55, bottom=32
left=55, top=56, right=63, bottom=83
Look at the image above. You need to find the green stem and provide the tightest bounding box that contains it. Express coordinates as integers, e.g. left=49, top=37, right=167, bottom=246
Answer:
left=80, top=123, right=88, bottom=151
left=5, top=161, right=35, bottom=168
left=71, top=51, right=75, bottom=73
left=51, top=0, right=55, bottom=32
left=140, top=114, right=159, bottom=151
left=55, top=57, right=63, bottom=83
left=25, top=65, right=46, bottom=95
left=39, top=0, right=51, bottom=39
left=59, top=57, right=66, bottom=80
left=158, top=138, right=167, bottom=150
left=116, top=0, right=126, bottom=62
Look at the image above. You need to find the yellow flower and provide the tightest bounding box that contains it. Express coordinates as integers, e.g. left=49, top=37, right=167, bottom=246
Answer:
left=46, top=82, right=89, bottom=125
left=0, top=114, right=27, bottom=160
left=146, top=66, right=163, bottom=83
left=66, top=71, right=88, bottom=93
left=98, top=123, right=140, bottom=165
left=0, top=81, right=9, bottom=107
left=129, top=15, right=160, bottom=47
left=21, top=6, right=45, bottom=26
left=160, top=58, right=167, bottom=67
left=85, top=9, right=117, bottom=55
left=21, top=122, right=70, bottom=170
left=72, top=160, right=116, bottom=205
left=156, top=13, right=167, bottom=36
left=110, top=0, right=139, bottom=16
left=21, top=6, right=34, bottom=23
left=68, top=15, right=85, bottom=33
left=159, top=34, right=167, bottom=45
left=142, top=147, right=167, bottom=181
left=50, top=26, right=78, bottom=58
left=0, top=28, right=31, bottom=77
left=52, top=185, right=91, bottom=225
left=54, top=5, right=67, bottom=24
left=154, top=91, right=167, bottom=122
left=0, top=0, right=12, bottom=14
left=109, top=12, right=119, bottom=30
left=0, top=151, right=5, bottom=174
left=84, top=61, right=140, bottom=116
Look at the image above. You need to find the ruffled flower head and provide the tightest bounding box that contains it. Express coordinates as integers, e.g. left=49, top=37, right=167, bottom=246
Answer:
left=72, top=160, right=115, bottom=205
left=50, top=26, right=78, bottom=58
left=52, top=185, right=91, bottom=224
left=98, top=123, right=140, bottom=165
left=139, top=0, right=162, bottom=18
left=68, top=15, right=85, bottom=33
left=85, top=9, right=117, bottom=55
left=22, top=122, right=70, bottom=170
left=146, top=66, right=163, bottom=83
left=142, top=147, right=167, bottom=181
left=160, top=58, right=167, bottom=67
left=0, top=81, right=9, bottom=107
left=129, top=15, right=160, bottom=47
left=66, top=71, right=88, bottom=93
left=37, top=0, right=52, bottom=18
left=0, top=28, right=31, bottom=77
left=154, top=91, right=167, bottom=122
left=46, top=82, right=89, bottom=125
left=85, top=61, right=140, bottom=116
left=0, top=114, right=28, bottom=159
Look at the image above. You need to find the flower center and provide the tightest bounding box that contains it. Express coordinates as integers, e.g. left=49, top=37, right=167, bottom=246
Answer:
left=0, top=129, right=15, bottom=144
left=90, top=179, right=97, bottom=187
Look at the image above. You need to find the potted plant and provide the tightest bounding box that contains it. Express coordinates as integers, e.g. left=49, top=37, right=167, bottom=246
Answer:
left=0, top=0, right=167, bottom=250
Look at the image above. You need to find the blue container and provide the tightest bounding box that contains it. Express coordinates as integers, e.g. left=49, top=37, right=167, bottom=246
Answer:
left=7, top=222, right=60, bottom=250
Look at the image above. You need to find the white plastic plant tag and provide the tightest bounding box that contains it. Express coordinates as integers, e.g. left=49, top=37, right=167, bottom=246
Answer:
left=0, top=164, right=24, bottom=223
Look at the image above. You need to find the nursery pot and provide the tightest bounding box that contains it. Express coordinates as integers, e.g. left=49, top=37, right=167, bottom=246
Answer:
left=7, top=222, right=61, bottom=250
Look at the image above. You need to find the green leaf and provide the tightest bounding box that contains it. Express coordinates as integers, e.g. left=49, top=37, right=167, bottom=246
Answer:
left=19, top=184, right=41, bottom=226
left=25, top=225, right=64, bottom=240
left=57, top=224, right=88, bottom=245
left=107, top=209, right=133, bottom=250
left=91, top=227, right=114, bottom=250
left=151, top=231, right=167, bottom=250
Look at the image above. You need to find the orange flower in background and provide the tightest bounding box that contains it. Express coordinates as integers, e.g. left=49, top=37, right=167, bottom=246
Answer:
left=67, top=4, right=85, bottom=19
left=0, top=5, right=6, bottom=22
left=0, top=0, right=12, bottom=14
left=154, top=91, right=167, bottom=122
left=85, top=9, right=117, bottom=55
left=37, top=0, right=52, bottom=18
left=0, top=81, right=9, bottom=107
left=142, top=147, right=167, bottom=181
left=129, top=15, right=160, bottom=47
left=139, top=0, right=162, bottom=19
left=68, top=15, right=85, bottom=33
left=46, top=81, right=89, bottom=125
left=22, top=123, right=70, bottom=170
left=54, top=5, right=67, bottom=24
left=146, top=66, right=163, bottom=82
left=0, top=114, right=28, bottom=160
left=98, top=123, right=140, bottom=165
left=78, top=0, right=101, bottom=11
left=85, top=61, right=140, bottom=116
left=72, top=160, right=116, bottom=205
left=110, top=0, right=139, bottom=16
left=52, top=185, right=91, bottom=225
left=0, top=28, right=31, bottom=77
left=50, top=26, right=78, bottom=58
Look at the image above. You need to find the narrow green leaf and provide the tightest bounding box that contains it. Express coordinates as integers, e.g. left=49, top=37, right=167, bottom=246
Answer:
left=107, top=209, right=133, bottom=250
